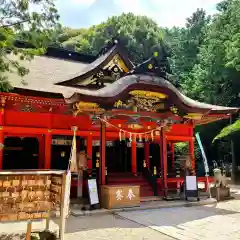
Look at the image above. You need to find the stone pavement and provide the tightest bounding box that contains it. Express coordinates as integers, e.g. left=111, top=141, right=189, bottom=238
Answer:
left=117, top=189, right=240, bottom=240
left=0, top=215, right=174, bottom=240
left=63, top=215, right=174, bottom=240
left=1, top=189, right=240, bottom=239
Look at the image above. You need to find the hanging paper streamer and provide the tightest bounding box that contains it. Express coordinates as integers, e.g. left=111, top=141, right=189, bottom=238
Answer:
left=97, top=117, right=173, bottom=142
left=151, top=131, right=154, bottom=141
left=119, top=130, right=122, bottom=141
left=69, top=126, right=78, bottom=172
left=145, top=134, right=148, bottom=142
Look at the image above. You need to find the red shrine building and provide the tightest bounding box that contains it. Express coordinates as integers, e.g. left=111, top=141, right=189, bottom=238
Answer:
left=0, top=39, right=238, bottom=198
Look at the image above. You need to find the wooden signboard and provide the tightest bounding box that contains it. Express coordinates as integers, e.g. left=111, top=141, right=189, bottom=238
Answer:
left=0, top=170, right=70, bottom=240
left=100, top=185, right=140, bottom=209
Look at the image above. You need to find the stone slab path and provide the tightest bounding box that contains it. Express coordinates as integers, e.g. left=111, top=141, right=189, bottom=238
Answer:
left=117, top=195, right=240, bottom=240
left=63, top=215, right=174, bottom=240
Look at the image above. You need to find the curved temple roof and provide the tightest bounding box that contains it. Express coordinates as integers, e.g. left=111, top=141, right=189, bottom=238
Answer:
left=65, top=74, right=238, bottom=115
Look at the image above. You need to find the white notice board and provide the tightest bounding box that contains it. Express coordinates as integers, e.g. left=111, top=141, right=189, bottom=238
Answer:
left=186, top=176, right=197, bottom=191
left=88, top=179, right=99, bottom=205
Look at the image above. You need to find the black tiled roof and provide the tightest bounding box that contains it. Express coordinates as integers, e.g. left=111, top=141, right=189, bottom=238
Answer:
left=14, top=40, right=97, bottom=63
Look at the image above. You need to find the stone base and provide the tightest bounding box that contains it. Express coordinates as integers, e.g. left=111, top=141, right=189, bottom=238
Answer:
left=210, top=186, right=231, bottom=201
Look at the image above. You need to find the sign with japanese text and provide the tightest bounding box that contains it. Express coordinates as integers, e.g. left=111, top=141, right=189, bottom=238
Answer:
left=116, top=188, right=136, bottom=201
left=101, top=185, right=140, bottom=209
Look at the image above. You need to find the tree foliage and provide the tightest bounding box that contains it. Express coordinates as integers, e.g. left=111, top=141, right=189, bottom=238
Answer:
left=0, top=0, right=60, bottom=91
left=182, top=0, right=240, bottom=106
left=58, top=13, right=165, bottom=64
left=213, top=120, right=240, bottom=142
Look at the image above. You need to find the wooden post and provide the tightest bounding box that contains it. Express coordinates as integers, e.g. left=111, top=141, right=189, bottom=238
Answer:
left=170, top=143, right=175, bottom=169
left=131, top=136, right=137, bottom=176
left=100, top=121, right=106, bottom=185
left=26, top=221, right=32, bottom=240
left=144, top=142, right=150, bottom=169
left=87, top=135, right=93, bottom=175
left=189, top=138, right=195, bottom=172
left=44, top=132, right=52, bottom=169
left=161, top=129, right=168, bottom=197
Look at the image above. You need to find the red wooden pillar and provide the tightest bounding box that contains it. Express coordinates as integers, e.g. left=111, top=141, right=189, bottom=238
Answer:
left=87, top=135, right=93, bottom=173
left=170, top=143, right=175, bottom=168
left=44, top=107, right=53, bottom=170
left=131, top=136, right=137, bottom=175
left=144, top=142, right=150, bottom=169
left=100, top=122, right=106, bottom=185
left=44, top=131, right=52, bottom=169
left=161, top=129, right=168, bottom=197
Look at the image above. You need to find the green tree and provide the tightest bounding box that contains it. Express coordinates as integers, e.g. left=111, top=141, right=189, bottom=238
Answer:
left=165, top=9, right=209, bottom=88
left=0, top=0, right=60, bottom=91
left=186, top=0, right=240, bottom=105
left=60, top=13, right=165, bottom=64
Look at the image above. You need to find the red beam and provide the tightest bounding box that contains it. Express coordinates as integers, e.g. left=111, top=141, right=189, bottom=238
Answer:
left=166, top=135, right=194, bottom=141
left=2, top=126, right=120, bottom=138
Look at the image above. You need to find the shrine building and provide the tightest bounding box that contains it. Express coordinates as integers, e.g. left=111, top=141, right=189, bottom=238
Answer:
left=0, top=39, right=238, bottom=198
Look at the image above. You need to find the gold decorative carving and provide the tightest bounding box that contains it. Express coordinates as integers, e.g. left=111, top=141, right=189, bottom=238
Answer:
left=128, top=124, right=143, bottom=129
left=129, top=90, right=167, bottom=99
left=114, top=90, right=168, bottom=113
left=184, top=113, right=203, bottom=120
left=73, top=101, right=105, bottom=116
left=1, top=96, right=6, bottom=108
left=103, top=54, right=129, bottom=73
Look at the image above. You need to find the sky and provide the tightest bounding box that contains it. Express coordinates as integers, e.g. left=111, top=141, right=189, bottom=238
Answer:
left=56, top=0, right=222, bottom=29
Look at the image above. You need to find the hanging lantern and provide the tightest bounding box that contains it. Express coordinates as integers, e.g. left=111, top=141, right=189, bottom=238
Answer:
left=153, top=166, right=157, bottom=175
left=96, top=159, right=99, bottom=168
